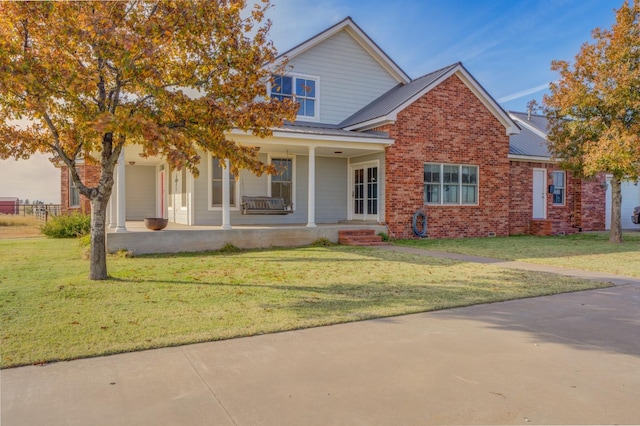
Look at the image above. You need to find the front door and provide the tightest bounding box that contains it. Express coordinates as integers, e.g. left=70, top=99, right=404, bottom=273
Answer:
left=351, top=165, right=378, bottom=221
left=532, top=168, right=546, bottom=219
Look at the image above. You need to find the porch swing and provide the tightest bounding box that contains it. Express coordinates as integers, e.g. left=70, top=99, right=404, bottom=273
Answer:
left=240, top=152, right=294, bottom=215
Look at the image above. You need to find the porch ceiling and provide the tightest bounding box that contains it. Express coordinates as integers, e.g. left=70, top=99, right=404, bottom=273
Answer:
left=124, top=137, right=388, bottom=165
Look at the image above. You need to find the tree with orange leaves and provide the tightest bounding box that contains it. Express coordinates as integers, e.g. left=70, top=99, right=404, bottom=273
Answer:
left=544, top=1, right=640, bottom=243
left=0, top=1, right=297, bottom=279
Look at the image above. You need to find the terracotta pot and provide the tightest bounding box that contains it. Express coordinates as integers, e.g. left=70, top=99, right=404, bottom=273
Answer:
left=144, top=218, right=168, bottom=231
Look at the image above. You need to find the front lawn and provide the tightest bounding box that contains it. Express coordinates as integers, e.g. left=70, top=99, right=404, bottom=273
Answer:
left=395, top=232, right=640, bottom=277
left=0, top=238, right=610, bottom=368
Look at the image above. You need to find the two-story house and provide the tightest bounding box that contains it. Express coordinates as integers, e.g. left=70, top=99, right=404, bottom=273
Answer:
left=60, top=17, right=607, bottom=253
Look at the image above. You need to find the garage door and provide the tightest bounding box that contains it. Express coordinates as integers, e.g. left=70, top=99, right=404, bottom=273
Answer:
left=605, top=177, right=640, bottom=229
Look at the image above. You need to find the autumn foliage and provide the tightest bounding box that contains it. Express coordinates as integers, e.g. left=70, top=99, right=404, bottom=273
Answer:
left=0, top=1, right=298, bottom=278
left=544, top=1, right=640, bottom=243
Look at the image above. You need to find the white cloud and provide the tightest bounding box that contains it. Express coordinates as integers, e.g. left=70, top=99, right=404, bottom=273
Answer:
left=497, top=83, right=550, bottom=103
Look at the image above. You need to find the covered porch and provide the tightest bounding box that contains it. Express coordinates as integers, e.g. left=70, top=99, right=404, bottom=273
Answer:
left=106, top=125, right=393, bottom=243
left=106, top=221, right=387, bottom=255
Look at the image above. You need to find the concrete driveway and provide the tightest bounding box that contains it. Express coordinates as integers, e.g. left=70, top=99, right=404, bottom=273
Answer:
left=2, top=282, right=640, bottom=425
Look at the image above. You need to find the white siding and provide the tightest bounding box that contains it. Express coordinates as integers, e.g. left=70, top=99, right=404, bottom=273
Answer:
left=125, top=165, right=156, bottom=220
left=191, top=153, right=351, bottom=225
left=288, top=30, right=400, bottom=125
left=316, top=157, right=348, bottom=222
left=605, top=179, right=640, bottom=229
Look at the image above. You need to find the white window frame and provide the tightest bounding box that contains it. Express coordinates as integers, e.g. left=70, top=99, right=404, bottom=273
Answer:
left=552, top=170, right=566, bottom=206
left=267, top=153, right=296, bottom=211
left=424, top=163, right=479, bottom=206
left=269, top=73, right=320, bottom=122
left=208, top=155, right=240, bottom=211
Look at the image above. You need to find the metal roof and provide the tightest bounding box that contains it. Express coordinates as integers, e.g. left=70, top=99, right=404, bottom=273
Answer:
left=339, top=63, right=460, bottom=129
left=509, top=112, right=551, bottom=157
left=509, top=125, right=550, bottom=157
left=509, top=111, right=549, bottom=134
left=274, top=122, right=390, bottom=140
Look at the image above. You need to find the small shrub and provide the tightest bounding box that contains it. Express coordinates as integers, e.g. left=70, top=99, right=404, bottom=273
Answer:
left=311, top=237, right=335, bottom=247
left=378, top=232, right=390, bottom=242
left=218, top=243, right=242, bottom=253
left=42, top=213, right=91, bottom=238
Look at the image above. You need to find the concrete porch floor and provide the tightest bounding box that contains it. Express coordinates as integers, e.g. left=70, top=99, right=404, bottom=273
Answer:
left=106, top=221, right=387, bottom=255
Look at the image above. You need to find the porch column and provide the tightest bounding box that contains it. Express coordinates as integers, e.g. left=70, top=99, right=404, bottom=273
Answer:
left=107, top=195, right=116, bottom=229
left=115, top=149, right=127, bottom=232
left=221, top=158, right=232, bottom=230
left=307, top=146, right=316, bottom=227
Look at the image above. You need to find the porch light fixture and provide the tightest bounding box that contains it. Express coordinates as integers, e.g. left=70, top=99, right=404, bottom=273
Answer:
left=600, top=181, right=608, bottom=190
left=128, top=161, right=136, bottom=165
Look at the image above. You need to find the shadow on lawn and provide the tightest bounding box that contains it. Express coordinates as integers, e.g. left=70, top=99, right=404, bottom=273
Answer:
left=110, top=245, right=640, bottom=358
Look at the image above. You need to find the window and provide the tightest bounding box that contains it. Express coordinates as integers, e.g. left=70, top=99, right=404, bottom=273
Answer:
left=211, top=158, right=236, bottom=208
left=424, top=163, right=478, bottom=205
left=180, top=168, right=187, bottom=208
left=271, top=74, right=318, bottom=120
left=69, top=177, right=80, bottom=207
left=271, top=158, right=293, bottom=205
left=552, top=171, right=565, bottom=205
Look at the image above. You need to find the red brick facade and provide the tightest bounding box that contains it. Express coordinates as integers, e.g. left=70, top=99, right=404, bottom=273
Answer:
left=381, top=74, right=606, bottom=239
left=60, top=164, right=101, bottom=215
left=384, top=75, right=511, bottom=239
left=509, top=162, right=606, bottom=236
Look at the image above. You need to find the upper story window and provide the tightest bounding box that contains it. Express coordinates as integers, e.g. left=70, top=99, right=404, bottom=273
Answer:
left=424, top=163, right=478, bottom=205
left=271, top=74, right=318, bottom=121
left=552, top=171, right=565, bottom=205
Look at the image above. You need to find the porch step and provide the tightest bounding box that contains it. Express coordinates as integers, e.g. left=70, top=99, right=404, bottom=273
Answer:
left=338, top=229, right=388, bottom=246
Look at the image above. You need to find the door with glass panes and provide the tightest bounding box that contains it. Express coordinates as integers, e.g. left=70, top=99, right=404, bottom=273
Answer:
left=351, top=164, right=379, bottom=221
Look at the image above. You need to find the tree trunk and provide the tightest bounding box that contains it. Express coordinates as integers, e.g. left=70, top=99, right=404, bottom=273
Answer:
left=89, top=197, right=109, bottom=279
left=609, top=177, right=623, bottom=243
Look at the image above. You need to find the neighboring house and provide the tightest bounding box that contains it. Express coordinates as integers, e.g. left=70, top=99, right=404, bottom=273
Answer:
left=0, top=197, right=19, bottom=214
left=59, top=17, right=608, bottom=248
left=508, top=111, right=606, bottom=236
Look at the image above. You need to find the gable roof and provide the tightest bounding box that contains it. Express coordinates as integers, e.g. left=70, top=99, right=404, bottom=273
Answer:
left=338, top=63, right=458, bottom=129
left=508, top=112, right=551, bottom=159
left=272, top=17, right=410, bottom=85
left=509, top=111, right=549, bottom=137
left=340, top=62, right=519, bottom=136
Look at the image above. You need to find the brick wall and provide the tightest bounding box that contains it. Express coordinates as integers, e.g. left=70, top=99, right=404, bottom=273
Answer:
left=384, top=74, right=511, bottom=239
left=580, top=173, right=606, bottom=231
left=509, top=161, right=606, bottom=235
left=60, top=164, right=101, bottom=215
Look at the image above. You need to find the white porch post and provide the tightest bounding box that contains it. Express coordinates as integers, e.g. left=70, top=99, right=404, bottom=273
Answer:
left=221, top=158, right=232, bottom=230
left=115, top=149, right=127, bottom=232
left=107, top=194, right=116, bottom=229
left=307, top=146, right=316, bottom=227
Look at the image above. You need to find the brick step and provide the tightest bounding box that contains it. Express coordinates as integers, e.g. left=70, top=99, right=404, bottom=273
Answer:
left=338, top=229, right=376, bottom=237
left=339, top=238, right=389, bottom=246
left=339, top=229, right=389, bottom=246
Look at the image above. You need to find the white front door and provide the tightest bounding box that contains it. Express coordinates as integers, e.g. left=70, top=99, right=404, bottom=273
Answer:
left=532, top=168, right=546, bottom=219
left=351, top=164, right=379, bottom=221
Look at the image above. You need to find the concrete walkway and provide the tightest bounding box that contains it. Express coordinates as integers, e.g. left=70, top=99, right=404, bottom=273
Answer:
left=2, top=249, right=640, bottom=425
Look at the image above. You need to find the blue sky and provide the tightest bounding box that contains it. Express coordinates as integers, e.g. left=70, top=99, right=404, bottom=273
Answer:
left=266, top=0, right=621, bottom=111
left=0, top=0, right=624, bottom=203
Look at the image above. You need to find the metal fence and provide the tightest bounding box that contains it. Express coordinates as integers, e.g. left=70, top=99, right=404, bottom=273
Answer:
left=13, top=204, right=63, bottom=222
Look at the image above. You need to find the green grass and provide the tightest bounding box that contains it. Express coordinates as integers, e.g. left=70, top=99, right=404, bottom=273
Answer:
left=0, top=238, right=609, bottom=368
left=395, top=232, right=640, bottom=277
